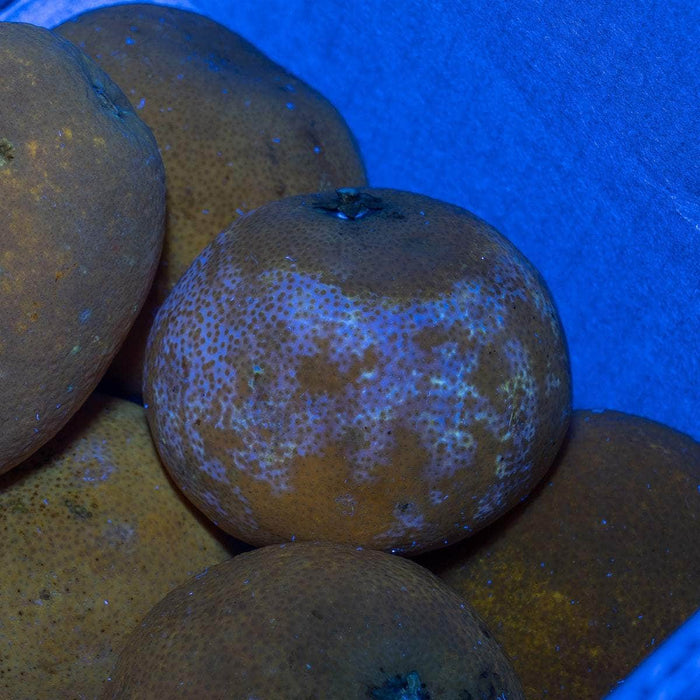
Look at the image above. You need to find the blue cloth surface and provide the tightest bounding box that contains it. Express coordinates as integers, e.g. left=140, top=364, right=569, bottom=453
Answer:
left=3, top=0, right=698, bottom=441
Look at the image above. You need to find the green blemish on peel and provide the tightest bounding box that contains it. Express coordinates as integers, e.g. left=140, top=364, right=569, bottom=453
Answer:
left=4, top=498, right=28, bottom=514
left=0, top=137, right=15, bottom=167
left=64, top=499, right=92, bottom=520
left=248, top=363, right=264, bottom=390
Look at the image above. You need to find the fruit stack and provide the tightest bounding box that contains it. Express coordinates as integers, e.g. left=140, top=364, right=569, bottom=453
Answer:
left=0, top=5, right=697, bottom=699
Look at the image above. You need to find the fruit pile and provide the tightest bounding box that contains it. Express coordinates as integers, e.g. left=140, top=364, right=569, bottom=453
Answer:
left=1, top=5, right=697, bottom=699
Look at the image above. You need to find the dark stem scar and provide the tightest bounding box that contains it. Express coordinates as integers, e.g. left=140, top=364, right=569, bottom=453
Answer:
left=313, top=187, right=385, bottom=221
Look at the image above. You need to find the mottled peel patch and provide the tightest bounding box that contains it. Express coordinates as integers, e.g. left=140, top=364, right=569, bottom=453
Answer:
left=200, top=489, right=229, bottom=520
left=199, top=455, right=230, bottom=485
left=146, top=188, right=571, bottom=552
left=473, top=481, right=510, bottom=524
left=157, top=266, right=538, bottom=491
left=227, top=485, right=259, bottom=531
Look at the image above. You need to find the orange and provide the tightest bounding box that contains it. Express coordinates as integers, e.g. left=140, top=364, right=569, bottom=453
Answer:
left=56, top=4, right=367, bottom=397
left=144, top=187, right=572, bottom=554
left=0, top=393, right=245, bottom=698
left=0, top=21, right=164, bottom=474
left=418, top=409, right=700, bottom=698
left=103, top=541, right=524, bottom=698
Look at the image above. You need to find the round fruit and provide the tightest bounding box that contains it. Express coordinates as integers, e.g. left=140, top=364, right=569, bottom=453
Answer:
left=56, top=4, right=367, bottom=397
left=102, top=541, right=524, bottom=698
left=0, top=21, right=165, bottom=474
left=0, top=393, right=245, bottom=699
left=418, top=409, right=700, bottom=699
left=144, top=187, right=572, bottom=554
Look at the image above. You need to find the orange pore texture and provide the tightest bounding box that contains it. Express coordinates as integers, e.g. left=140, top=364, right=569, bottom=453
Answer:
left=0, top=22, right=165, bottom=474
left=103, top=542, right=524, bottom=698
left=56, top=4, right=367, bottom=397
left=0, top=394, right=243, bottom=699
left=418, top=410, right=700, bottom=699
left=145, top=188, right=572, bottom=555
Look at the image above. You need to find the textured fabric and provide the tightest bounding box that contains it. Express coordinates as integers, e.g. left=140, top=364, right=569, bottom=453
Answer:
left=2, top=0, right=698, bottom=443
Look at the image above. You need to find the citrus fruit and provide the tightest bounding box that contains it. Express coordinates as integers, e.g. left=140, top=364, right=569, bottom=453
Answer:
left=145, top=187, right=571, bottom=554
left=0, top=393, right=244, bottom=698
left=103, top=541, right=524, bottom=698
left=0, top=21, right=165, bottom=474
left=419, top=409, right=700, bottom=698
left=56, top=4, right=367, bottom=397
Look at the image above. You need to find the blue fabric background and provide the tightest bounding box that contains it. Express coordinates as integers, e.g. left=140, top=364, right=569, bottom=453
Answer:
left=4, top=0, right=698, bottom=441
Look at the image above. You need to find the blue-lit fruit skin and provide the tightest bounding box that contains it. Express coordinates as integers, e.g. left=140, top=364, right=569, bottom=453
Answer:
left=56, top=3, right=367, bottom=399
left=417, top=410, right=700, bottom=699
left=103, top=542, right=525, bottom=698
left=144, top=188, right=572, bottom=555
left=0, top=22, right=165, bottom=476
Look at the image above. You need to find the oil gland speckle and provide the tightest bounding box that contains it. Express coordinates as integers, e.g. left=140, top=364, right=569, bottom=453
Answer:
left=145, top=187, right=572, bottom=555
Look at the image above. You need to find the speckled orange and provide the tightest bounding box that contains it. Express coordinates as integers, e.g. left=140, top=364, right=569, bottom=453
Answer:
left=0, top=393, right=245, bottom=699
left=56, top=4, right=367, bottom=398
left=0, top=22, right=165, bottom=474
left=145, top=187, right=572, bottom=555
left=102, top=541, right=524, bottom=698
left=417, top=410, right=700, bottom=699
